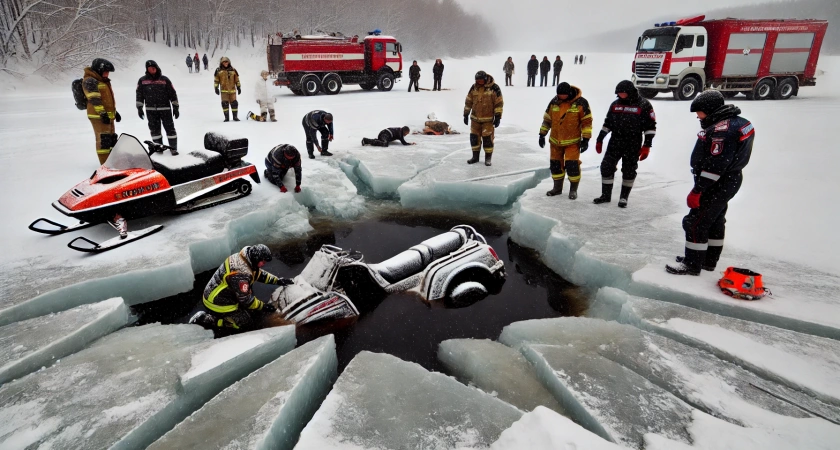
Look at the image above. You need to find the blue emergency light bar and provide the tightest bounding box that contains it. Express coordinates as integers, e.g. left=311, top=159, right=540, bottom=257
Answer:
left=654, top=21, right=678, bottom=27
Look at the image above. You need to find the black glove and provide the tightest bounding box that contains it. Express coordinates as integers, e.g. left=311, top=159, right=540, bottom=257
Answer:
left=463, top=114, right=469, bottom=126
left=137, top=107, right=144, bottom=120
left=493, top=115, right=501, bottom=128
left=579, top=138, right=589, bottom=153
left=115, top=111, right=121, bottom=123
left=172, top=105, right=179, bottom=119
left=262, top=303, right=277, bottom=313
left=538, top=135, right=545, bottom=148
left=100, top=112, right=110, bottom=125
left=277, top=278, right=294, bottom=286
left=215, top=87, right=220, bottom=95
left=236, top=86, right=241, bottom=95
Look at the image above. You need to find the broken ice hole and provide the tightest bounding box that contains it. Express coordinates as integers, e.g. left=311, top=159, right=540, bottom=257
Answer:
left=134, top=211, right=587, bottom=372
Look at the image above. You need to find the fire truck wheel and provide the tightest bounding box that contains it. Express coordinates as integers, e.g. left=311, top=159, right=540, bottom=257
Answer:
left=773, top=78, right=796, bottom=100
left=751, top=79, right=775, bottom=100
left=377, top=73, right=395, bottom=91
left=638, top=88, right=659, bottom=99
left=300, top=74, right=322, bottom=96
left=290, top=88, right=304, bottom=96
left=675, top=77, right=701, bottom=101
left=359, top=81, right=376, bottom=91
left=321, top=74, right=342, bottom=95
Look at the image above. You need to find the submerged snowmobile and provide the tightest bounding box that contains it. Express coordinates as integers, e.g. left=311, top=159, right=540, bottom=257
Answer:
left=271, top=225, right=506, bottom=325
left=29, top=133, right=260, bottom=252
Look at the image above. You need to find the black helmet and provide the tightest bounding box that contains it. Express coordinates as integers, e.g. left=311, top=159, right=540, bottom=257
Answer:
left=615, top=80, right=636, bottom=95
left=475, top=70, right=487, bottom=81
left=557, top=82, right=572, bottom=96
left=245, top=244, right=272, bottom=267
left=91, top=58, right=115, bottom=75
left=691, top=90, right=725, bottom=115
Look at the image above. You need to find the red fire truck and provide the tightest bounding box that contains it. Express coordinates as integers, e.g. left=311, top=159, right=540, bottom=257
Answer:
left=631, top=16, right=828, bottom=100
left=266, top=31, right=403, bottom=95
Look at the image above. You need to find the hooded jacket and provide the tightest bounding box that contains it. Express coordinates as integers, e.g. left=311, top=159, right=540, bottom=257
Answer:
left=690, top=105, right=754, bottom=192
left=463, top=75, right=504, bottom=122
left=83, top=67, right=116, bottom=120
left=136, top=61, right=179, bottom=110
left=433, top=61, right=444, bottom=77
left=598, top=82, right=656, bottom=148
left=254, top=75, right=274, bottom=104
left=539, top=85, right=593, bottom=147
left=214, top=58, right=240, bottom=94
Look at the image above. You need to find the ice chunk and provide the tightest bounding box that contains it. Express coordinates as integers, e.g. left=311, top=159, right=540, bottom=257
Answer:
left=149, top=335, right=336, bottom=450
left=437, top=339, right=565, bottom=415
left=489, top=406, right=630, bottom=450
left=0, top=297, right=134, bottom=385
left=0, top=324, right=296, bottom=450
left=341, top=141, right=456, bottom=197
left=294, top=351, right=522, bottom=449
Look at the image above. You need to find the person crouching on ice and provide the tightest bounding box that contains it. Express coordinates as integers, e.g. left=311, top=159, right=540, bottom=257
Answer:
left=264, top=144, right=302, bottom=193
left=361, top=126, right=416, bottom=147
left=190, top=244, right=293, bottom=331
left=248, top=70, right=277, bottom=122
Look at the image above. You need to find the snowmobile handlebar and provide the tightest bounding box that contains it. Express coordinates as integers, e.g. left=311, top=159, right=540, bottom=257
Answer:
left=143, top=140, right=175, bottom=154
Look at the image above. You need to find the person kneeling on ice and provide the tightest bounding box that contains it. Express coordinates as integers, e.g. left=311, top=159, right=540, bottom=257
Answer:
left=666, top=91, right=755, bottom=276
left=264, top=144, right=301, bottom=193
left=190, top=244, right=293, bottom=330
left=248, top=70, right=277, bottom=122
left=361, top=126, right=416, bottom=147
left=538, top=82, right=593, bottom=199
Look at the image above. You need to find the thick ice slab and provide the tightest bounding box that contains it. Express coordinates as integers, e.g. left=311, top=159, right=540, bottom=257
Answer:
left=437, top=338, right=565, bottom=414
left=489, top=406, right=629, bottom=449
left=150, top=335, right=336, bottom=450
left=0, top=324, right=295, bottom=450
left=0, top=297, right=134, bottom=385
left=294, top=351, right=522, bottom=449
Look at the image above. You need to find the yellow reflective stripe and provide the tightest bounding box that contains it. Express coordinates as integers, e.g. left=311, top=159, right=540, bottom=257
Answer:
left=494, top=107, right=503, bottom=113
left=549, top=137, right=559, bottom=145
left=559, top=138, right=581, bottom=145
left=221, top=90, right=236, bottom=93
left=582, top=114, right=593, bottom=120
left=204, top=259, right=238, bottom=313
left=94, top=105, right=104, bottom=113
left=97, top=83, right=107, bottom=89
left=540, top=126, right=549, bottom=133
left=96, top=149, right=112, bottom=154
left=551, top=173, right=565, bottom=180
left=247, top=298, right=262, bottom=310
left=214, top=82, right=220, bottom=87
left=88, top=114, right=101, bottom=119
left=85, top=92, right=101, bottom=98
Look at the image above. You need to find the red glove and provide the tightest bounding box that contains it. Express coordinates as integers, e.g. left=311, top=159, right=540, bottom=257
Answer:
left=596, top=141, right=603, bottom=154
left=687, top=189, right=701, bottom=209
left=639, top=146, right=650, bottom=161
left=280, top=185, right=288, bottom=193
left=294, top=185, right=301, bottom=193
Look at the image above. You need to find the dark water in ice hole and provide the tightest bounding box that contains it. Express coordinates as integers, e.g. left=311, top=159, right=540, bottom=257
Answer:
left=134, top=211, right=587, bottom=373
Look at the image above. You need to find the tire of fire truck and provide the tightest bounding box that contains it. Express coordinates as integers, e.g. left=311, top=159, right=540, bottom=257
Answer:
left=321, top=73, right=342, bottom=95
left=300, top=74, right=322, bottom=96
left=748, top=78, right=775, bottom=100
left=773, top=78, right=796, bottom=100
left=638, top=88, right=659, bottom=99
left=674, top=76, right=701, bottom=101
left=359, top=81, right=376, bottom=91
left=290, top=88, right=304, bottom=96
left=377, top=72, right=395, bottom=91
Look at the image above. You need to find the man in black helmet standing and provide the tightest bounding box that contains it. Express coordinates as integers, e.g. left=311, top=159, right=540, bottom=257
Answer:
left=82, top=58, right=121, bottom=164
left=666, top=91, right=755, bottom=275
left=136, top=60, right=180, bottom=155
left=463, top=70, right=504, bottom=166
left=593, top=80, right=657, bottom=207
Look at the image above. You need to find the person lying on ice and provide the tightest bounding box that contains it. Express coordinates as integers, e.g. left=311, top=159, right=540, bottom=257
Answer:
left=361, top=126, right=416, bottom=147
left=190, top=244, right=293, bottom=331
left=264, top=144, right=302, bottom=193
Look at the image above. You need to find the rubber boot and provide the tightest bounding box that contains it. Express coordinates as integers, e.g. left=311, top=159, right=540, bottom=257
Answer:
left=484, top=152, right=492, bottom=166
left=260, top=112, right=268, bottom=122
left=467, top=151, right=480, bottom=164
left=618, top=186, right=632, bottom=208
left=675, top=256, right=716, bottom=272
left=269, top=110, right=277, bottom=122
left=568, top=181, right=579, bottom=200
left=546, top=179, right=564, bottom=196
left=169, top=138, right=178, bottom=156
left=361, top=138, right=370, bottom=146
left=223, top=110, right=230, bottom=122
left=306, top=143, right=315, bottom=159
left=593, top=183, right=612, bottom=204
left=247, top=111, right=254, bottom=121
left=320, top=140, right=333, bottom=156
left=232, top=111, right=240, bottom=121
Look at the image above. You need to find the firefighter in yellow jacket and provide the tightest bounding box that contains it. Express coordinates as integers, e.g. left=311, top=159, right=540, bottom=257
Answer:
left=214, top=56, right=241, bottom=121
left=82, top=58, right=121, bottom=164
left=463, top=71, right=503, bottom=166
left=538, top=82, right=593, bottom=199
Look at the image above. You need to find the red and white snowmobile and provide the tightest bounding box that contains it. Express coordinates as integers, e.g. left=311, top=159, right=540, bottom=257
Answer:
left=29, top=133, right=260, bottom=253
left=272, top=225, right=506, bottom=325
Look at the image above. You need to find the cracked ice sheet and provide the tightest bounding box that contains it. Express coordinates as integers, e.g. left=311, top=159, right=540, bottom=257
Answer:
left=489, top=406, right=630, bottom=450
left=294, top=351, right=522, bottom=450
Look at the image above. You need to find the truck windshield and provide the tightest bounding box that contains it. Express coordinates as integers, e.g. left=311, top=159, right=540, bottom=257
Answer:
left=386, top=42, right=397, bottom=54
left=638, top=30, right=678, bottom=52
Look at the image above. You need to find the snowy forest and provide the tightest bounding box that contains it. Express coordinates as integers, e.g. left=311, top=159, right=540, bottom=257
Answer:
left=0, top=0, right=498, bottom=76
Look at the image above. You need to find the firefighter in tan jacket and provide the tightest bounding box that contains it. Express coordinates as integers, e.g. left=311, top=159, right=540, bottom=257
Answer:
left=463, top=71, right=503, bottom=166
left=538, top=82, right=593, bottom=199
left=214, top=56, right=241, bottom=121
left=82, top=58, right=121, bottom=164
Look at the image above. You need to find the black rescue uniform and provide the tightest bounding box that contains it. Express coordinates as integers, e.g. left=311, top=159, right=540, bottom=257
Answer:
left=136, top=60, right=179, bottom=150
left=362, top=127, right=411, bottom=147
left=264, top=144, right=302, bottom=190
left=302, top=110, right=334, bottom=157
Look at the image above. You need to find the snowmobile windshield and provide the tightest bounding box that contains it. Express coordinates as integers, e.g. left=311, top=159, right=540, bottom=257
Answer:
left=104, top=135, right=154, bottom=171
left=637, top=28, right=678, bottom=52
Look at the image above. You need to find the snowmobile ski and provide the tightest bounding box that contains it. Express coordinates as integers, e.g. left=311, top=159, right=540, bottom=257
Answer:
left=67, top=225, right=164, bottom=253
left=28, top=218, right=95, bottom=235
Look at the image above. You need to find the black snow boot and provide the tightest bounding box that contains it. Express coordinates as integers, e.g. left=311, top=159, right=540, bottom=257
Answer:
left=223, top=110, right=230, bottom=122
left=675, top=256, right=716, bottom=272
left=232, top=111, right=240, bottom=121
left=665, top=261, right=701, bottom=276
left=321, top=150, right=333, bottom=157
left=546, top=179, right=564, bottom=196
left=484, top=152, right=492, bottom=166
left=593, top=183, right=612, bottom=204
left=467, top=151, right=480, bottom=164
left=568, top=181, right=579, bottom=200
left=618, top=186, right=632, bottom=208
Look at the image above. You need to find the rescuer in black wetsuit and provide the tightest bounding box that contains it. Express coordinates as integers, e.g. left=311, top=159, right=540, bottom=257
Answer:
left=361, top=126, right=416, bottom=147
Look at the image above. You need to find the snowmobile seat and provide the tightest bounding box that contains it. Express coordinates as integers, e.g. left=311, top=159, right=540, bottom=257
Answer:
left=150, top=149, right=225, bottom=186
left=370, top=231, right=465, bottom=284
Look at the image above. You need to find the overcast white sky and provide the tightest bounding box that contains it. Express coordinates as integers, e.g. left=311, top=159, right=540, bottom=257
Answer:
left=454, top=0, right=788, bottom=49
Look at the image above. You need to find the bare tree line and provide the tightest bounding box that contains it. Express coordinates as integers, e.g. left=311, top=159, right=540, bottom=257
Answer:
left=1, top=0, right=498, bottom=76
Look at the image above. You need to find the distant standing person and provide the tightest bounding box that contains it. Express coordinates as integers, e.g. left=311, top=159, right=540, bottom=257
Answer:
left=408, top=61, right=421, bottom=92
left=581, top=54, right=586, bottom=64
left=527, top=55, right=538, bottom=87
left=553, top=56, right=563, bottom=86
left=574, top=55, right=579, bottom=65
left=193, top=53, right=200, bottom=73
left=463, top=70, right=503, bottom=166
left=361, top=126, right=416, bottom=147
left=247, top=70, right=276, bottom=122
left=503, top=57, right=515, bottom=86
left=214, top=56, right=241, bottom=122
left=136, top=60, right=179, bottom=155
left=186, top=54, right=193, bottom=73
left=539, top=56, right=550, bottom=87
left=264, top=144, right=302, bottom=193
left=82, top=58, right=120, bottom=164
left=302, top=110, right=334, bottom=158
left=202, top=54, right=209, bottom=71
left=432, top=59, right=444, bottom=91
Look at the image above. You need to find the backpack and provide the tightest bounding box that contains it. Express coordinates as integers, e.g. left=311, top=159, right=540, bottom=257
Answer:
left=72, top=78, right=86, bottom=110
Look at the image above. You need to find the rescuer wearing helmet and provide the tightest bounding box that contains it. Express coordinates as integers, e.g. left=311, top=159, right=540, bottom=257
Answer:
left=538, top=82, right=593, bottom=199
left=264, top=144, right=302, bottom=193
left=666, top=90, right=755, bottom=275
left=136, top=60, right=180, bottom=155
left=361, top=126, right=415, bottom=147
left=593, top=80, right=657, bottom=207
left=302, top=110, right=334, bottom=159
left=83, top=58, right=121, bottom=164
left=214, top=56, right=241, bottom=122
left=463, top=70, right=504, bottom=166
left=190, top=244, right=293, bottom=331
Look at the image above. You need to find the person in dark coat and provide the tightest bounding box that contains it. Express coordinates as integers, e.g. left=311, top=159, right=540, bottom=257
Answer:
left=527, top=55, right=538, bottom=87
left=302, top=110, right=334, bottom=158
left=503, top=57, right=515, bottom=86
left=361, top=126, right=416, bottom=147
left=539, top=56, right=551, bottom=86
left=552, top=56, right=563, bottom=86
left=202, top=54, right=209, bottom=71
left=186, top=54, right=193, bottom=73
left=432, top=59, right=444, bottom=91
left=408, top=61, right=421, bottom=92
left=193, top=53, right=200, bottom=73
left=264, top=144, right=302, bottom=193
left=574, top=55, right=579, bottom=65
left=136, top=60, right=179, bottom=154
